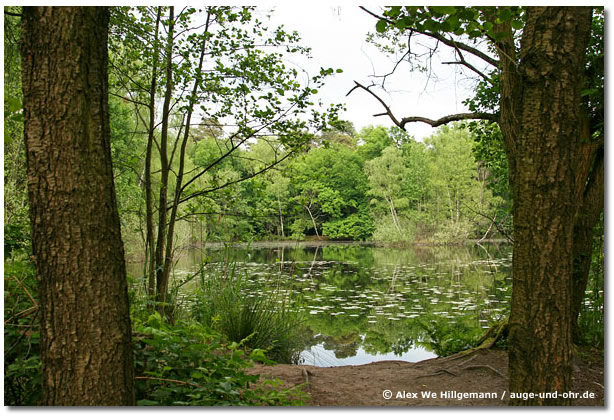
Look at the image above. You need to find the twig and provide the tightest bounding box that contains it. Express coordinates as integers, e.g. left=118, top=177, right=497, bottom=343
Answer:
left=11, top=275, right=37, bottom=307
left=4, top=306, right=38, bottom=325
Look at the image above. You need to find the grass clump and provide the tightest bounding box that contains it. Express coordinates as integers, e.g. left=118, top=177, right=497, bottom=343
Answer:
left=191, top=260, right=306, bottom=364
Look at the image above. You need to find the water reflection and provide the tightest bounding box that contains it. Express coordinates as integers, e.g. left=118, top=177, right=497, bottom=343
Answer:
left=129, top=241, right=513, bottom=367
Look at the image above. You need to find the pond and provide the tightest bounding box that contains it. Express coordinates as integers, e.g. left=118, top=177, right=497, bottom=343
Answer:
left=129, top=241, right=513, bottom=367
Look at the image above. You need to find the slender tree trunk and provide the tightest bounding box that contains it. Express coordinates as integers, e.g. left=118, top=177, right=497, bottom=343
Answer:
left=21, top=6, right=135, bottom=405
left=277, top=194, right=285, bottom=238
left=571, top=146, right=604, bottom=341
left=499, top=7, right=593, bottom=405
left=154, top=6, right=175, bottom=315
left=305, top=203, right=320, bottom=239
left=145, top=7, right=162, bottom=302
left=386, top=195, right=402, bottom=234
left=161, top=12, right=211, bottom=307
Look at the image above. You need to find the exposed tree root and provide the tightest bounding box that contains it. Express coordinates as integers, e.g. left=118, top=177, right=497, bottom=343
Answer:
left=415, top=369, right=458, bottom=379
left=475, top=319, right=509, bottom=350
left=462, top=364, right=507, bottom=379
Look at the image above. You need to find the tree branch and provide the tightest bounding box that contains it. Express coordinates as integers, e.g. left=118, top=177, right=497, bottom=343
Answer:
left=359, top=6, right=499, bottom=68
left=174, top=148, right=297, bottom=208
left=398, top=112, right=497, bottom=128
left=348, top=81, right=497, bottom=130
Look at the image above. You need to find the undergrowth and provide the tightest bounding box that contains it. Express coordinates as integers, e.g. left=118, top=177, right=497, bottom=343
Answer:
left=4, top=259, right=309, bottom=406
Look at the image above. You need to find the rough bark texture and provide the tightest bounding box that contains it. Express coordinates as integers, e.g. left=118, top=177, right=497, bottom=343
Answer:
left=499, top=7, right=593, bottom=405
left=21, top=6, right=135, bottom=405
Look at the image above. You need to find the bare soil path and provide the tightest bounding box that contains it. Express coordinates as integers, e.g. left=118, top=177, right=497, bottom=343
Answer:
left=248, top=348, right=604, bottom=406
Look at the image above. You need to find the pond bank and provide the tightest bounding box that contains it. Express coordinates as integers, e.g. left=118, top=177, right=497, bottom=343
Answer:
left=248, top=348, right=604, bottom=406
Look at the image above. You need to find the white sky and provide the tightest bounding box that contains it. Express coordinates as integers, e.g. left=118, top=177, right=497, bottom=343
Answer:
left=266, top=3, right=478, bottom=141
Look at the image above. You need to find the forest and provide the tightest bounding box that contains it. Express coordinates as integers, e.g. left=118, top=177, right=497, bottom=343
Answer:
left=3, top=6, right=604, bottom=407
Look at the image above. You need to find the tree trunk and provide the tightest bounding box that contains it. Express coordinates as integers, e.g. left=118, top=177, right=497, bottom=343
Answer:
left=154, top=6, right=175, bottom=315
left=21, top=6, right=135, bottom=405
left=499, top=7, right=593, bottom=405
left=145, top=7, right=162, bottom=302
left=386, top=195, right=402, bottom=234
left=278, top=195, right=285, bottom=238
left=161, top=12, right=210, bottom=315
left=571, top=146, right=604, bottom=341
left=305, top=203, right=321, bottom=239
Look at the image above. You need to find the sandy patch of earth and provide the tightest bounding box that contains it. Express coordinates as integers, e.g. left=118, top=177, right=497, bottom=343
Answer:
left=248, top=348, right=604, bottom=406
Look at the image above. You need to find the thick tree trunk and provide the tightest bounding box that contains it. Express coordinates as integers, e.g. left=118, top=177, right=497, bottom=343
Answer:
left=21, top=6, right=135, bottom=405
left=499, top=7, right=593, bottom=405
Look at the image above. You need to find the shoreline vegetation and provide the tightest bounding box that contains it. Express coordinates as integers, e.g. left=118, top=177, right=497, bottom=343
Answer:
left=124, top=238, right=514, bottom=262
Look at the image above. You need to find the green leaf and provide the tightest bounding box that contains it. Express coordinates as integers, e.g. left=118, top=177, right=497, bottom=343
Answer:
left=375, top=19, right=388, bottom=33
left=430, top=6, right=457, bottom=16
left=6, top=96, right=22, bottom=113
left=499, top=8, right=513, bottom=22
left=511, top=19, right=524, bottom=30
left=424, top=19, right=440, bottom=32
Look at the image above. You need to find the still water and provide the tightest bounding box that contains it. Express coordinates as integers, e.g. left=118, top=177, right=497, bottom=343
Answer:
left=129, top=241, right=513, bottom=367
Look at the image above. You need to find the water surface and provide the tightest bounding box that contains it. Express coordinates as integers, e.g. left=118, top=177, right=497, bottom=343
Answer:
left=130, top=241, right=512, bottom=367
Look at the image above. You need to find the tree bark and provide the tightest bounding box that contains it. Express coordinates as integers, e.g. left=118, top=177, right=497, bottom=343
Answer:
left=161, top=11, right=211, bottom=316
left=145, top=7, right=162, bottom=302
left=154, top=6, right=175, bottom=315
left=21, top=6, right=135, bottom=405
left=500, top=7, right=593, bottom=405
left=571, top=145, right=604, bottom=341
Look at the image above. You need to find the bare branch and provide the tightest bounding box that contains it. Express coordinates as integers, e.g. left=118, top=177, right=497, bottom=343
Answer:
left=347, top=81, right=402, bottom=127
left=399, top=112, right=497, bottom=128
left=348, top=81, right=497, bottom=130
left=444, top=44, right=495, bottom=84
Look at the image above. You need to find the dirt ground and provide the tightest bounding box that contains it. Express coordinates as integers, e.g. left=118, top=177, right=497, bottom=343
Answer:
left=247, top=348, right=604, bottom=406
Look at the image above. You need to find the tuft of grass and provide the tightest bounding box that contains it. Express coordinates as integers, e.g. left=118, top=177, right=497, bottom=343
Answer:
left=192, top=260, right=306, bottom=364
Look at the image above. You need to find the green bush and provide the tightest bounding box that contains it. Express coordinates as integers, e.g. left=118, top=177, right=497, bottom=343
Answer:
left=133, top=312, right=308, bottom=406
left=3, top=260, right=308, bottom=406
left=370, top=217, right=415, bottom=242
left=322, top=213, right=375, bottom=240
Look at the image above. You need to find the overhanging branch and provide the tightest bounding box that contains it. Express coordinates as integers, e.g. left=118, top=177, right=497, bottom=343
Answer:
left=398, top=112, right=498, bottom=128
left=359, top=6, right=500, bottom=69
left=348, top=81, right=497, bottom=130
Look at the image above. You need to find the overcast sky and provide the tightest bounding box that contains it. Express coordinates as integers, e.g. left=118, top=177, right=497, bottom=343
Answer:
left=267, top=3, right=479, bottom=141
